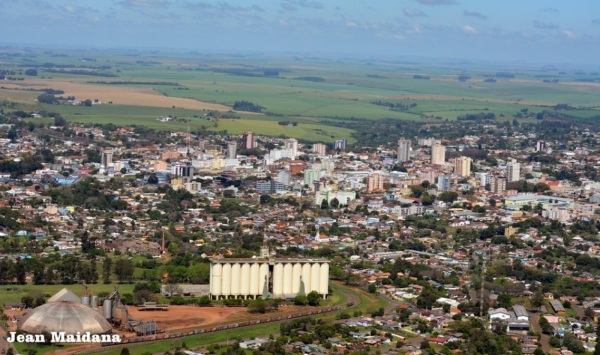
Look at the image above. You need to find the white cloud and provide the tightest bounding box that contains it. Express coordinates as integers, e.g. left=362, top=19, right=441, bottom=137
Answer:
left=462, top=25, right=478, bottom=35
left=408, top=26, right=421, bottom=34
left=345, top=21, right=358, bottom=28
left=533, top=20, right=559, bottom=30
left=403, top=7, right=427, bottom=17
left=562, top=30, right=578, bottom=40
left=415, top=0, right=457, bottom=5
left=463, top=10, right=486, bottom=20
left=119, top=0, right=169, bottom=8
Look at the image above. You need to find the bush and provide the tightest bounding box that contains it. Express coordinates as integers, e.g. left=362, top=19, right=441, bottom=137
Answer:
left=170, top=295, right=185, bottom=305
left=223, top=298, right=243, bottom=307
left=294, top=295, right=308, bottom=306
left=307, top=291, right=321, bottom=307
left=196, top=296, right=212, bottom=306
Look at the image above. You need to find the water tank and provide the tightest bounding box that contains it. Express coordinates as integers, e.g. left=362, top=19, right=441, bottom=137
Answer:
left=81, top=295, right=90, bottom=307
left=273, top=263, right=284, bottom=297
left=103, top=299, right=112, bottom=319
left=91, top=295, right=98, bottom=308
left=240, top=263, right=250, bottom=296
left=319, top=263, right=329, bottom=295
left=259, top=263, right=269, bottom=296
left=292, top=263, right=302, bottom=294
left=249, top=263, right=260, bottom=295
left=311, top=263, right=321, bottom=293
left=231, top=263, right=241, bottom=296
left=221, top=263, right=232, bottom=296
left=302, top=263, right=312, bottom=293
left=211, top=263, right=222, bottom=296
left=114, top=305, right=128, bottom=323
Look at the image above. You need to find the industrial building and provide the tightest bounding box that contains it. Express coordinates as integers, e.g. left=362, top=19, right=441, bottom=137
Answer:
left=209, top=246, right=330, bottom=300
left=18, top=288, right=112, bottom=335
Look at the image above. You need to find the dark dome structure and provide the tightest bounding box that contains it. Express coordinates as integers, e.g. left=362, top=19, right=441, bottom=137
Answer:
left=18, top=301, right=112, bottom=334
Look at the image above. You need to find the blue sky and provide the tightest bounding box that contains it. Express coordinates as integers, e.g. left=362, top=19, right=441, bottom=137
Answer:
left=2, top=0, right=599, bottom=64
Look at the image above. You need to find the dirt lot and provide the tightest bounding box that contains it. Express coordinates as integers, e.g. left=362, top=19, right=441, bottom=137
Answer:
left=129, top=305, right=247, bottom=331
left=0, top=79, right=233, bottom=111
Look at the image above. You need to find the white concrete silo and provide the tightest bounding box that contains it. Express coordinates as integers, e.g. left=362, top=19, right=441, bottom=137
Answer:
left=319, top=263, right=329, bottom=295
left=283, top=263, right=293, bottom=296
left=259, top=263, right=269, bottom=296
left=240, top=263, right=250, bottom=297
left=302, top=263, right=312, bottom=293
left=211, top=263, right=222, bottom=296
left=273, top=263, right=284, bottom=297
left=311, top=263, right=321, bottom=293
left=250, top=263, right=260, bottom=296
left=231, top=263, right=241, bottom=297
left=221, top=263, right=231, bottom=296
left=292, top=263, right=302, bottom=294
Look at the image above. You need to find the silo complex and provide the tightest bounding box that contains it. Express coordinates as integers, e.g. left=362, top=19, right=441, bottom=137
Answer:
left=209, top=257, right=330, bottom=300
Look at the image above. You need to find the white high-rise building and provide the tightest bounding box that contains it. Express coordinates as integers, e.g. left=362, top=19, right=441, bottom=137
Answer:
left=397, top=139, right=411, bottom=162
left=536, top=141, right=546, bottom=152
left=437, top=175, right=450, bottom=192
left=506, top=161, right=521, bottom=183
left=284, top=139, right=298, bottom=157
left=226, top=142, right=237, bottom=159
left=431, top=143, right=446, bottom=165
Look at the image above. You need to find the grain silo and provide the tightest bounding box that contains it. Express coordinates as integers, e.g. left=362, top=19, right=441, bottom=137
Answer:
left=249, top=263, right=260, bottom=296
left=221, top=263, right=232, bottom=296
left=292, top=263, right=302, bottom=294
left=231, top=263, right=241, bottom=296
left=209, top=255, right=329, bottom=300
left=240, top=263, right=250, bottom=296
left=272, top=263, right=284, bottom=296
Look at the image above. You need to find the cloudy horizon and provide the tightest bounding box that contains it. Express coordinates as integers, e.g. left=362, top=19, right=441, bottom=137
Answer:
left=2, top=0, right=599, bottom=66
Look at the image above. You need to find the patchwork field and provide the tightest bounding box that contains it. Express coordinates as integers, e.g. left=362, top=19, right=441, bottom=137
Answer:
left=1, top=79, right=233, bottom=111
left=1, top=48, right=600, bottom=142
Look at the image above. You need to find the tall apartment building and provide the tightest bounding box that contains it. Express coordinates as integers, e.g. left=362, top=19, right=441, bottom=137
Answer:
left=242, top=131, right=255, bottom=149
left=171, top=162, right=194, bottom=179
left=437, top=175, right=450, bottom=192
left=333, top=139, right=347, bottom=150
left=397, top=139, right=411, bottom=162
left=489, top=176, right=507, bottom=195
left=284, top=139, right=298, bottom=157
left=454, top=156, right=472, bottom=177
left=506, top=161, right=521, bottom=183
left=366, top=173, right=384, bottom=192
left=101, top=149, right=114, bottom=169
left=431, top=143, right=446, bottom=165
left=226, top=142, right=237, bottom=159
left=536, top=140, right=546, bottom=152
left=313, top=143, right=327, bottom=156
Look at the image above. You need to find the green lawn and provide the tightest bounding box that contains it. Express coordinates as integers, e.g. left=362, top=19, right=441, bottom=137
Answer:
left=0, top=283, right=136, bottom=304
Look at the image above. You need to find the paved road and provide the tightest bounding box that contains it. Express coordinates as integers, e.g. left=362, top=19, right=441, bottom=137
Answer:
left=529, top=311, right=551, bottom=354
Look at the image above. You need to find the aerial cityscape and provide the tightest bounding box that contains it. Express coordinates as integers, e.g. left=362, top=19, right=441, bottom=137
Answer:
left=1, top=1, right=600, bottom=355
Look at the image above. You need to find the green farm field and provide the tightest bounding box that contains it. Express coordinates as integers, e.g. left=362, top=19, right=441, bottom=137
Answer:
left=0, top=283, right=136, bottom=304
left=3, top=48, right=600, bottom=142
